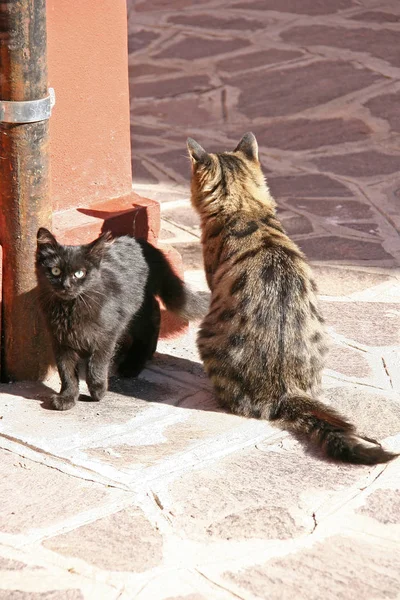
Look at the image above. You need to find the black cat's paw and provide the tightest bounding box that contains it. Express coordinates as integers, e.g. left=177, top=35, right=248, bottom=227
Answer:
left=87, top=382, right=107, bottom=402
left=51, top=393, right=76, bottom=411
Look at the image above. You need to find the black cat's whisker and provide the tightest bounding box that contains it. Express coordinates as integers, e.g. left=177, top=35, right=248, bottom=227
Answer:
left=79, top=291, right=102, bottom=309
left=77, top=295, right=89, bottom=310
left=89, top=293, right=106, bottom=303
left=79, top=293, right=94, bottom=312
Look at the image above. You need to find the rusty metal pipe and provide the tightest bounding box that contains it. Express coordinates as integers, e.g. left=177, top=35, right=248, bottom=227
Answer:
left=0, top=0, right=52, bottom=381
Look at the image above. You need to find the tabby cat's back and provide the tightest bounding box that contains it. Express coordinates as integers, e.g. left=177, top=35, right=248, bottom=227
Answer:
left=187, top=132, right=397, bottom=466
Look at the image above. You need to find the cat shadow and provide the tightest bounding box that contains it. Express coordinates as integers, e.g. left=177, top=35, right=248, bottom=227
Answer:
left=0, top=352, right=367, bottom=464
left=40, top=393, right=101, bottom=410
left=0, top=380, right=57, bottom=410
left=1, top=362, right=110, bottom=410
left=108, top=352, right=222, bottom=414
left=107, top=355, right=356, bottom=465
left=0, top=351, right=219, bottom=414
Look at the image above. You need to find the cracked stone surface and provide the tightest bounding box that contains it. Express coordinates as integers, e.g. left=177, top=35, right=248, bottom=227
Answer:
left=1, top=1, right=400, bottom=598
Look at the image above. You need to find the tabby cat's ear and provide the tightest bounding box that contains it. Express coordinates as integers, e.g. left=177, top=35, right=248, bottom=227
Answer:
left=86, top=231, right=114, bottom=261
left=187, top=138, right=210, bottom=164
left=234, top=132, right=258, bottom=162
left=37, top=227, right=58, bottom=247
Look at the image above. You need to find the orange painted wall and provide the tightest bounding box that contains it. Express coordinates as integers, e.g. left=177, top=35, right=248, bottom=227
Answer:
left=46, top=0, right=133, bottom=211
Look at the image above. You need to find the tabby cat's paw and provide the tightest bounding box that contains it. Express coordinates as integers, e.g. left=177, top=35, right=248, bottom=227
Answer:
left=51, top=393, right=76, bottom=411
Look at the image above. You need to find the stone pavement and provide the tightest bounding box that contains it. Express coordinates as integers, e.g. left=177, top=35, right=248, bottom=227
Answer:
left=1, top=0, right=400, bottom=598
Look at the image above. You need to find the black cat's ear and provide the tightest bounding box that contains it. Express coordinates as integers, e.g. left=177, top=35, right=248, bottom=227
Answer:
left=37, top=227, right=58, bottom=247
left=187, top=137, right=210, bottom=164
left=86, top=231, right=114, bottom=261
left=234, top=132, right=258, bottom=162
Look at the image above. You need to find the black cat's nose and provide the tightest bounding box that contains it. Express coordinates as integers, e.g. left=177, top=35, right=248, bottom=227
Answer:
left=63, top=279, right=72, bottom=290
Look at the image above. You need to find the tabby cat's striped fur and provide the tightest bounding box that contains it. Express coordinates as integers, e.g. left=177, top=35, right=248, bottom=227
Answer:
left=187, top=132, right=397, bottom=465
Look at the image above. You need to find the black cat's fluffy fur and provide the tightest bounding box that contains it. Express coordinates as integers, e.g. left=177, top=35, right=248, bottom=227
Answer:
left=36, top=228, right=208, bottom=410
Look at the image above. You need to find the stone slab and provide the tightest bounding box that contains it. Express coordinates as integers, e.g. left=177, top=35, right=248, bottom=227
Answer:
left=297, top=236, right=393, bottom=262
left=0, top=449, right=126, bottom=537
left=43, top=506, right=163, bottom=572
left=268, top=174, right=353, bottom=198
left=128, top=29, right=158, bottom=53
left=225, top=61, right=381, bottom=119
left=327, top=344, right=373, bottom=379
left=287, top=199, right=372, bottom=220
left=0, top=377, right=195, bottom=456
left=321, top=300, right=400, bottom=346
left=256, top=118, right=370, bottom=151
left=278, top=209, right=313, bottom=235
left=223, top=534, right=400, bottom=600
left=168, top=14, right=266, bottom=31
left=323, top=385, right=400, bottom=440
left=365, top=93, right=400, bottom=133
left=315, top=151, right=400, bottom=178
left=217, top=48, right=302, bottom=73
left=351, top=11, right=400, bottom=24
left=155, top=35, right=250, bottom=61
left=357, top=487, right=400, bottom=525
left=311, top=265, right=397, bottom=297
left=232, top=0, right=353, bottom=15
left=83, top=402, right=241, bottom=472
left=282, top=25, right=400, bottom=68
left=157, top=446, right=365, bottom=543
left=0, top=593, right=84, bottom=599
left=133, top=75, right=212, bottom=99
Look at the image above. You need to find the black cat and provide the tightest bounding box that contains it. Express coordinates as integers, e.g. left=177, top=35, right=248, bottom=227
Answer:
left=36, top=228, right=208, bottom=410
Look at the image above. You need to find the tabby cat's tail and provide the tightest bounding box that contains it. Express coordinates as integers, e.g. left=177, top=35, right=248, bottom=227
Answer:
left=139, top=240, right=209, bottom=320
left=269, top=394, right=398, bottom=465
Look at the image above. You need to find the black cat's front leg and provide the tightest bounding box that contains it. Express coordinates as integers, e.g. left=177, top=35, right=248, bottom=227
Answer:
left=52, top=347, right=80, bottom=411
left=86, top=345, right=115, bottom=402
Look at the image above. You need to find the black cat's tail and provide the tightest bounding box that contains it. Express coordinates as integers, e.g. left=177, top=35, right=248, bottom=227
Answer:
left=139, top=240, right=209, bottom=320
left=268, top=394, right=398, bottom=465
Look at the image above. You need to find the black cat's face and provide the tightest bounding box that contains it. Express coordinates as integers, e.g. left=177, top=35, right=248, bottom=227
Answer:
left=36, top=228, right=113, bottom=300
left=38, top=246, right=92, bottom=300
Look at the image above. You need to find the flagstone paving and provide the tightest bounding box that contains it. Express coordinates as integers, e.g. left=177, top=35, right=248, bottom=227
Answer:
left=1, top=0, right=400, bottom=598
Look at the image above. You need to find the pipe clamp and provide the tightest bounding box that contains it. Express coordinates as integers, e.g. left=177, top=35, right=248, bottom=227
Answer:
left=0, top=88, right=55, bottom=123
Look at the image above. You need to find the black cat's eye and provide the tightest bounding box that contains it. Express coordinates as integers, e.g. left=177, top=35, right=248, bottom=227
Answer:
left=74, top=269, right=86, bottom=279
left=51, top=266, right=61, bottom=276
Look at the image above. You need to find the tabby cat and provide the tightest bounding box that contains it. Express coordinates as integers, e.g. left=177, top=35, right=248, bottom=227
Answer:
left=36, top=228, right=207, bottom=411
left=187, top=132, right=397, bottom=465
